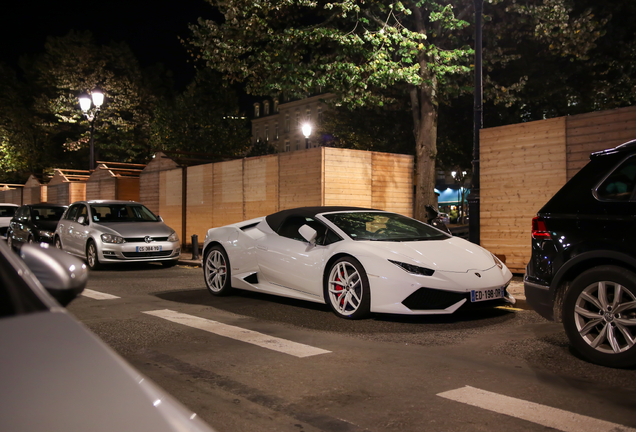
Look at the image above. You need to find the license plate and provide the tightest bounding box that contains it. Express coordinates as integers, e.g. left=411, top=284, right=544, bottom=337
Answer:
left=471, top=286, right=505, bottom=302
left=136, top=245, right=162, bottom=252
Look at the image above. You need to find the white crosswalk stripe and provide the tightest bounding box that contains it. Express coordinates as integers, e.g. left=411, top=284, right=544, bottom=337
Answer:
left=81, top=289, right=121, bottom=300
left=143, top=309, right=331, bottom=358
left=437, top=386, right=636, bottom=432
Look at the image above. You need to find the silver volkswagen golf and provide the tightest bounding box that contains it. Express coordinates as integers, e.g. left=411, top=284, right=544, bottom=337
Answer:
left=55, top=200, right=180, bottom=269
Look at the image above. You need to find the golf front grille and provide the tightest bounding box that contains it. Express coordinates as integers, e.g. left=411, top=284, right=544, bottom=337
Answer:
left=122, top=250, right=173, bottom=258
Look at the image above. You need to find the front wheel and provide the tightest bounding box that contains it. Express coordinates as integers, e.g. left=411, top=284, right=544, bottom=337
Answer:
left=86, top=240, right=102, bottom=270
left=563, top=265, right=636, bottom=368
left=325, top=256, right=371, bottom=319
left=204, top=245, right=232, bottom=296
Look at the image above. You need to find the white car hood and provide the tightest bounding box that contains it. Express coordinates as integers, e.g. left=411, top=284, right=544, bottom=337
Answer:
left=364, top=236, right=497, bottom=272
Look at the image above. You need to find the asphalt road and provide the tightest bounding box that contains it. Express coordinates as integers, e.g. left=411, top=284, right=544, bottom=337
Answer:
left=67, top=264, right=636, bottom=432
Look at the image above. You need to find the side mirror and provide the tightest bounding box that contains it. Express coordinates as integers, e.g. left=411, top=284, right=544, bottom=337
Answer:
left=298, top=225, right=317, bottom=245
left=77, top=215, right=86, bottom=225
left=19, top=244, right=88, bottom=306
left=157, top=215, right=164, bottom=222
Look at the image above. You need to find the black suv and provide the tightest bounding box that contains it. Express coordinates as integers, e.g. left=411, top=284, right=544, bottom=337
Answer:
left=525, top=139, right=636, bottom=368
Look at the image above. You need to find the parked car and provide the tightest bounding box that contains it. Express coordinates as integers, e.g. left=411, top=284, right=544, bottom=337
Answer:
left=6, top=203, right=67, bottom=250
left=525, top=139, right=636, bottom=368
left=0, top=238, right=216, bottom=431
left=55, top=200, right=180, bottom=270
left=0, top=203, right=19, bottom=239
left=439, top=212, right=451, bottom=224
left=202, top=206, right=514, bottom=319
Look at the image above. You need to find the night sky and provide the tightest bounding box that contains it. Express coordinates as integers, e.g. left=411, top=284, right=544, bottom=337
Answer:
left=2, top=0, right=217, bottom=88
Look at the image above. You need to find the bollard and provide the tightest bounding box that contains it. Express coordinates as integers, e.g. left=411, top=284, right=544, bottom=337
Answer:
left=191, top=234, right=200, bottom=260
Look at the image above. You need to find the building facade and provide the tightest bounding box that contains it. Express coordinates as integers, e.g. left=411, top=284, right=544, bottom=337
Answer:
left=251, top=94, right=334, bottom=153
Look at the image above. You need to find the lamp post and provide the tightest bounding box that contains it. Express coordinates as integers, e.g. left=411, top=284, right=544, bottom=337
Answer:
left=302, top=123, right=312, bottom=149
left=468, top=0, right=483, bottom=244
left=79, top=88, right=104, bottom=171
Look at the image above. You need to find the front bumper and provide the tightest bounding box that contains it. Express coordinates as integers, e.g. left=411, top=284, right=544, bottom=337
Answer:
left=99, top=241, right=181, bottom=263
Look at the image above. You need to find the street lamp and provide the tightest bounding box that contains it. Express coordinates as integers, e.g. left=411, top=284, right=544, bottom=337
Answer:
left=302, top=123, right=312, bottom=149
left=79, top=88, right=104, bottom=171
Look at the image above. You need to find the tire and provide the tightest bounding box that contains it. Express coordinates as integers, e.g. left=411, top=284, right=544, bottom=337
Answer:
left=55, top=236, right=62, bottom=250
left=325, top=256, right=371, bottom=319
left=27, top=235, right=34, bottom=244
left=86, top=240, right=102, bottom=270
left=563, top=265, right=636, bottom=368
left=203, top=245, right=232, bottom=296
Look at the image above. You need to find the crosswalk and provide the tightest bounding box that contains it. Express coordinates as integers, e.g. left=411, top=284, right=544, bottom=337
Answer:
left=82, top=288, right=636, bottom=432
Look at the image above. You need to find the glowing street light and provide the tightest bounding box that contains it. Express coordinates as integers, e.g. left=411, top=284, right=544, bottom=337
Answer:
left=302, top=123, right=312, bottom=149
left=78, top=88, right=104, bottom=171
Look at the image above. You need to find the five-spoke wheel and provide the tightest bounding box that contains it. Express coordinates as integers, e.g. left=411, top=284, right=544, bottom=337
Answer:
left=86, top=240, right=101, bottom=270
left=326, top=256, right=370, bottom=319
left=563, top=265, right=636, bottom=368
left=204, top=245, right=232, bottom=295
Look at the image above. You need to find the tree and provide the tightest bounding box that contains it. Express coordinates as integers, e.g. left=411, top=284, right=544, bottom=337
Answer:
left=150, top=69, right=251, bottom=157
left=189, top=0, right=601, bottom=220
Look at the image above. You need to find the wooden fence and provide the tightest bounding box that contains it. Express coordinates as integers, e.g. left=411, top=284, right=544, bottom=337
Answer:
left=142, top=147, right=414, bottom=248
left=481, top=105, right=636, bottom=273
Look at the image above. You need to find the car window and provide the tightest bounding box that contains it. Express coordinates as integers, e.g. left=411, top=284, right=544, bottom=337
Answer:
left=0, top=206, right=17, bottom=218
left=65, top=205, right=79, bottom=221
left=76, top=205, right=88, bottom=222
left=32, top=207, right=67, bottom=222
left=90, top=204, right=159, bottom=222
left=596, top=155, right=636, bottom=201
left=277, top=215, right=335, bottom=245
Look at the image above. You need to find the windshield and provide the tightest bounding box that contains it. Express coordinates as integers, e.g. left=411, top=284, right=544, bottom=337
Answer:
left=90, top=204, right=159, bottom=223
left=323, top=211, right=450, bottom=242
left=32, top=207, right=66, bottom=222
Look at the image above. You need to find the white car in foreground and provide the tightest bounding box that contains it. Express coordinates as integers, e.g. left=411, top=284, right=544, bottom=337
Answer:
left=202, top=207, right=514, bottom=319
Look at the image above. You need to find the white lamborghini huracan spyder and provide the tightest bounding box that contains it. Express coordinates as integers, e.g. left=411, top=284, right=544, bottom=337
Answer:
left=202, top=207, right=515, bottom=319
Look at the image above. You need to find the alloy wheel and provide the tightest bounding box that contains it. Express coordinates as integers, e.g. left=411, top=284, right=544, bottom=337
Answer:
left=328, top=261, right=363, bottom=315
left=205, top=250, right=227, bottom=292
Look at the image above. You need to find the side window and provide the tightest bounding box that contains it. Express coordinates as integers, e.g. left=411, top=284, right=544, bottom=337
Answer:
left=323, top=229, right=343, bottom=246
left=596, top=156, right=636, bottom=201
left=65, top=205, right=79, bottom=221
left=277, top=216, right=337, bottom=245
left=16, top=207, right=26, bottom=221
left=76, top=205, right=88, bottom=223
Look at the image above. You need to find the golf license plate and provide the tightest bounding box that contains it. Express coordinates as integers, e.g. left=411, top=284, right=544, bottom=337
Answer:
left=470, top=286, right=505, bottom=303
left=136, top=245, right=162, bottom=252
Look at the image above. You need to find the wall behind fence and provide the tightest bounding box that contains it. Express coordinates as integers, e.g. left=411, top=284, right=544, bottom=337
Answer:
left=481, top=105, right=636, bottom=273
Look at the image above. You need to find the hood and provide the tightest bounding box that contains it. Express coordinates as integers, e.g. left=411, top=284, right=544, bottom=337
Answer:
left=93, top=221, right=175, bottom=237
left=366, top=237, right=498, bottom=272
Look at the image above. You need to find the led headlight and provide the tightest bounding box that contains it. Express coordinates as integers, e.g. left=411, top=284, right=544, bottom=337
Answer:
left=389, top=260, right=435, bottom=276
left=168, top=231, right=179, bottom=242
left=38, top=230, right=55, bottom=238
left=101, top=234, right=124, bottom=244
left=491, top=253, right=504, bottom=269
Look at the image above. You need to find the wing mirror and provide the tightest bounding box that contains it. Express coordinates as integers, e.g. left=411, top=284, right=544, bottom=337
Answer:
left=299, top=225, right=317, bottom=245
left=77, top=215, right=86, bottom=225
left=19, top=244, right=88, bottom=306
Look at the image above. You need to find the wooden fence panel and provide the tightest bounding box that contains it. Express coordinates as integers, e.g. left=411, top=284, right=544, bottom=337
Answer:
left=186, top=164, right=215, bottom=245
left=323, top=148, right=373, bottom=208
left=159, top=169, right=183, bottom=240
left=279, top=148, right=323, bottom=210
left=244, top=155, right=279, bottom=219
left=480, top=117, right=567, bottom=273
left=213, top=160, right=244, bottom=227
left=372, top=152, right=413, bottom=216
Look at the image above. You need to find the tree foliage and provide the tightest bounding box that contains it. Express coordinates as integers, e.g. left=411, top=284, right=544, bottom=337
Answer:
left=150, top=69, right=251, bottom=158
left=189, top=0, right=602, bottom=219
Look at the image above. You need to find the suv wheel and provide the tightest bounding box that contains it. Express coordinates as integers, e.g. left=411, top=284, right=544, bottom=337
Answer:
left=563, top=265, right=636, bottom=368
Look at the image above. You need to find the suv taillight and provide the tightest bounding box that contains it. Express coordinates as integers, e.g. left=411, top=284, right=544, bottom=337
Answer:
left=531, top=217, right=551, bottom=240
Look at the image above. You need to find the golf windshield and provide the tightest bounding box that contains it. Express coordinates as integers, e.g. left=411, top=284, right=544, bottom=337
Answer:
left=323, top=212, right=450, bottom=242
left=90, top=204, right=159, bottom=223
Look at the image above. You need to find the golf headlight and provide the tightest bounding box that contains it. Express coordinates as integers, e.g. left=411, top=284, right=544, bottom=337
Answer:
left=101, top=234, right=124, bottom=244
left=389, top=260, right=435, bottom=276
left=168, top=231, right=179, bottom=242
left=38, top=230, right=55, bottom=238
left=491, top=253, right=504, bottom=269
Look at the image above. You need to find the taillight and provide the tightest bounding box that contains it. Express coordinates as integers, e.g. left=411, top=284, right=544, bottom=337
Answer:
left=531, top=217, right=551, bottom=240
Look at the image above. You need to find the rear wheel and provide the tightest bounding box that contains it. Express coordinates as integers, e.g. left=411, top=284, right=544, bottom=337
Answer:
left=204, top=245, right=232, bottom=295
left=325, top=256, right=371, bottom=319
left=86, top=240, right=101, bottom=270
left=563, top=265, right=636, bottom=368
left=55, top=236, right=62, bottom=249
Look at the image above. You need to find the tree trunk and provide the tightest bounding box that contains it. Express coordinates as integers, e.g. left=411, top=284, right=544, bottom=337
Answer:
left=413, top=85, right=438, bottom=221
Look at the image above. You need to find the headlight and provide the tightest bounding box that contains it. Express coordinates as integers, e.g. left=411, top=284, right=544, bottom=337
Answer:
left=38, top=230, right=55, bottom=238
left=389, top=260, right=435, bottom=276
left=491, top=253, right=504, bottom=269
left=101, top=234, right=124, bottom=244
left=168, top=231, right=179, bottom=242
